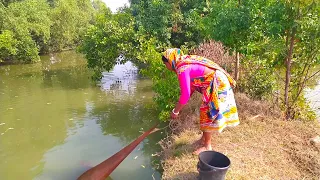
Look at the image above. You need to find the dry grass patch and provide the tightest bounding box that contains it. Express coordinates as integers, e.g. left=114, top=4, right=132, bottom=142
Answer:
left=160, top=93, right=320, bottom=180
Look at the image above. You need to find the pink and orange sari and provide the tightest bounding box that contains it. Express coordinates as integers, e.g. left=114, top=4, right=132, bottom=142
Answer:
left=163, top=48, right=239, bottom=132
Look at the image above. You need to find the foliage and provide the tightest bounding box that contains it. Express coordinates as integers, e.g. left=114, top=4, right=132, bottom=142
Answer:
left=131, top=0, right=171, bottom=45
left=202, top=0, right=319, bottom=120
left=204, top=0, right=280, bottom=99
left=239, top=55, right=276, bottom=99
left=0, top=0, right=97, bottom=63
left=0, top=30, right=17, bottom=62
left=130, top=0, right=207, bottom=49
left=137, top=36, right=180, bottom=121
left=79, top=0, right=319, bottom=121
left=280, top=0, right=320, bottom=119
left=49, top=0, right=95, bottom=52
left=0, top=0, right=51, bottom=62
left=78, top=9, right=136, bottom=79
left=79, top=7, right=179, bottom=120
left=204, top=0, right=251, bottom=52
left=80, top=0, right=214, bottom=120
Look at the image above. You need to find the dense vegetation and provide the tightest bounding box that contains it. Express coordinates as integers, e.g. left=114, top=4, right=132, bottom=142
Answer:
left=1, top=0, right=319, bottom=121
left=80, top=0, right=319, bottom=121
left=0, top=0, right=106, bottom=63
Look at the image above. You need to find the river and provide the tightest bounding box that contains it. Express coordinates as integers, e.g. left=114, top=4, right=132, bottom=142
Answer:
left=305, top=81, right=320, bottom=121
left=0, top=51, right=162, bottom=180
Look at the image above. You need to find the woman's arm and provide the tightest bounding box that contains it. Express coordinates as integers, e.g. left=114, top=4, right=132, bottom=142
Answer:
left=174, top=85, right=195, bottom=112
left=173, top=102, right=184, bottom=114
left=171, top=69, right=191, bottom=118
left=172, top=85, right=195, bottom=117
left=190, top=85, right=196, bottom=96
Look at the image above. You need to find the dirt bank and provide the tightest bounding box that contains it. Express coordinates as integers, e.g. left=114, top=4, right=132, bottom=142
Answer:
left=159, top=93, right=320, bottom=180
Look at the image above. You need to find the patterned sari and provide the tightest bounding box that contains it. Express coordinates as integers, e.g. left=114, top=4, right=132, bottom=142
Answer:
left=163, top=48, right=239, bottom=133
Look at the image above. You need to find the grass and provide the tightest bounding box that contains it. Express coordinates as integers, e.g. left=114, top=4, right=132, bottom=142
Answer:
left=159, top=93, right=320, bottom=180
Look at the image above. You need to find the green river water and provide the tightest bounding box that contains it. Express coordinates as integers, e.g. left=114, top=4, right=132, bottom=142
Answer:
left=0, top=51, right=162, bottom=180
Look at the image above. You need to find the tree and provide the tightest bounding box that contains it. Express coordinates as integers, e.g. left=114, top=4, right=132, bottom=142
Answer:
left=79, top=8, right=137, bottom=79
left=131, top=0, right=207, bottom=49
left=80, top=0, right=319, bottom=121
left=0, top=0, right=51, bottom=62
left=281, top=0, right=320, bottom=119
left=92, top=0, right=108, bottom=12
left=131, top=0, right=171, bottom=45
left=79, top=6, right=180, bottom=120
left=0, top=30, right=17, bottom=62
left=0, top=0, right=98, bottom=62
left=49, top=0, right=95, bottom=52
left=204, top=0, right=261, bottom=81
left=205, top=0, right=320, bottom=120
left=0, top=0, right=22, bottom=7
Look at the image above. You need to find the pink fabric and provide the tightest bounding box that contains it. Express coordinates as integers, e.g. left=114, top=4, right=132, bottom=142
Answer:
left=178, top=64, right=205, bottom=104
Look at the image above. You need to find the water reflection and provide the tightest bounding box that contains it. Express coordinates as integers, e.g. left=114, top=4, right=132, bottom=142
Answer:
left=0, top=51, right=161, bottom=180
left=305, top=82, right=320, bottom=120
left=100, top=61, right=138, bottom=89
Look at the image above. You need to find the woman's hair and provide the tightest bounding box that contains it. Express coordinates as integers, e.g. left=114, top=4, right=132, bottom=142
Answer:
left=162, top=55, right=168, bottom=63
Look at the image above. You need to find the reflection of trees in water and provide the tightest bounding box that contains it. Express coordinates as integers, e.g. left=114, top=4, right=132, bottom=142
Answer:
left=1, top=51, right=163, bottom=179
left=41, top=67, right=92, bottom=89
left=93, top=62, right=164, bottom=162
left=91, top=101, right=163, bottom=156
left=106, top=176, right=114, bottom=180
left=0, top=51, right=95, bottom=180
left=41, top=51, right=92, bottom=89
left=14, top=51, right=93, bottom=90
left=305, top=82, right=320, bottom=118
left=99, top=61, right=139, bottom=94
left=93, top=103, right=153, bottom=140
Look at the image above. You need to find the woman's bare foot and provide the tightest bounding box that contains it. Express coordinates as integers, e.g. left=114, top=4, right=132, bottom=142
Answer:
left=193, top=136, right=205, bottom=146
left=192, top=145, right=212, bottom=155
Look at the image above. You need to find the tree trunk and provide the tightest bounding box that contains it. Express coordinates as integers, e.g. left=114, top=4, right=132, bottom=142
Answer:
left=284, top=27, right=296, bottom=120
left=235, top=52, right=240, bottom=81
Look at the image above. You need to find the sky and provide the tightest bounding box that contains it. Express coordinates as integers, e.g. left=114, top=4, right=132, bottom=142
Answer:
left=101, top=0, right=129, bottom=12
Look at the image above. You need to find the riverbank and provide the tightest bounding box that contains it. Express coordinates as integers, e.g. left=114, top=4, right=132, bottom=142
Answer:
left=159, top=93, right=320, bottom=180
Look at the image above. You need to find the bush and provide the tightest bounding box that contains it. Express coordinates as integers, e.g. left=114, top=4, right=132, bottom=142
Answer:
left=238, top=55, right=276, bottom=100
left=190, top=40, right=236, bottom=76
left=0, top=30, right=17, bottom=62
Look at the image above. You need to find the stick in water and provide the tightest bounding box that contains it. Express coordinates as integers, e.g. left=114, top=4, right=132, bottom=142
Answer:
left=77, top=123, right=159, bottom=180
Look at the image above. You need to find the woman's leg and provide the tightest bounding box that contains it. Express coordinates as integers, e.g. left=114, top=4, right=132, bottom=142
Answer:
left=193, top=131, right=213, bottom=155
left=203, top=131, right=213, bottom=149
left=194, top=132, right=205, bottom=145
left=193, top=103, right=214, bottom=154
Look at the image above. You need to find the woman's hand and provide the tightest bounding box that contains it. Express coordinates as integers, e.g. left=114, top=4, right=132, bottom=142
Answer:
left=171, top=112, right=179, bottom=119
left=171, top=109, right=179, bottom=119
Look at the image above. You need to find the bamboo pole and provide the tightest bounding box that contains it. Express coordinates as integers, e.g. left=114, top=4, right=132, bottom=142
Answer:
left=78, top=123, right=159, bottom=180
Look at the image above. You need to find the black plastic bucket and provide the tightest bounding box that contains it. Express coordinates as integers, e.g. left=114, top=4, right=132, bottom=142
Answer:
left=197, top=151, right=230, bottom=180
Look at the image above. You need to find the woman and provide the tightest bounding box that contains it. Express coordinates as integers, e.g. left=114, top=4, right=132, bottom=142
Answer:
left=162, top=48, right=239, bottom=155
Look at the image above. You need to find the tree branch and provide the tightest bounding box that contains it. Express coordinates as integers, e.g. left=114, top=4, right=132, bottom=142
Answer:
left=274, top=71, right=286, bottom=83
left=306, top=69, right=320, bottom=81
left=289, top=64, right=312, bottom=110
